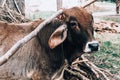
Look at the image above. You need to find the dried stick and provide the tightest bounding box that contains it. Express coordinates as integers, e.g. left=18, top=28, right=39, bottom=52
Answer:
left=81, top=0, right=97, bottom=8
left=1, top=0, right=6, bottom=7
left=71, top=58, right=88, bottom=76
left=70, top=66, right=87, bottom=76
left=75, top=55, right=99, bottom=78
left=65, top=68, right=90, bottom=80
left=5, top=4, right=18, bottom=22
left=72, top=59, right=88, bottom=65
left=0, top=9, right=63, bottom=66
left=81, top=54, right=110, bottom=80
left=99, top=68, right=113, bottom=77
left=13, top=0, right=22, bottom=15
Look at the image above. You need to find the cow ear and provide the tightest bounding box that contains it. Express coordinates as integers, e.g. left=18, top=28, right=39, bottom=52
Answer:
left=48, top=24, right=67, bottom=49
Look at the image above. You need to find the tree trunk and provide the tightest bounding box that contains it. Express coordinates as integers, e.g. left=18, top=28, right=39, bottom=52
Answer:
left=57, top=0, right=62, bottom=11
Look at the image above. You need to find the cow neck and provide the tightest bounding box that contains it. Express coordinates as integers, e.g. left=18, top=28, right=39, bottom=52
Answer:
left=36, top=19, right=66, bottom=76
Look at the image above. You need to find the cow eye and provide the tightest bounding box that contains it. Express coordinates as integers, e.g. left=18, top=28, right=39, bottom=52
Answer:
left=70, top=22, right=80, bottom=31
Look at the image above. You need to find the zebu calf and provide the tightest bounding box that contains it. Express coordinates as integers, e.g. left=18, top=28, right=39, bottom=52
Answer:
left=0, top=7, right=99, bottom=80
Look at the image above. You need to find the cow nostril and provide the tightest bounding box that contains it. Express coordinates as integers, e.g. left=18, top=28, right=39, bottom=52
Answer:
left=88, top=43, right=99, bottom=51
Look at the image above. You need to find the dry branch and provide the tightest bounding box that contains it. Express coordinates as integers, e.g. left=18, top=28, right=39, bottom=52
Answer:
left=1, top=0, right=6, bottom=7
left=72, top=59, right=88, bottom=65
left=81, top=55, right=100, bottom=78
left=65, top=68, right=89, bottom=80
left=64, top=54, right=113, bottom=80
left=13, top=0, right=22, bottom=15
left=81, top=54, right=111, bottom=80
left=5, top=4, right=18, bottom=23
left=0, top=9, right=63, bottom=66
left=81, top=0, right=97, bottom=8
left=99, top=68, right=113, bottom=77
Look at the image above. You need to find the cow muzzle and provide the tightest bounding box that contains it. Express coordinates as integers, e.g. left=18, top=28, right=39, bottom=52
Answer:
left=84, top=41, right=99, bottom=53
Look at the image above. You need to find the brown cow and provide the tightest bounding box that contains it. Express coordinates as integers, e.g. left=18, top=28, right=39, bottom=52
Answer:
left=116, top=0, right=120, bottom=14
left=61, top=7, right=99, bottom=63
left=0, top=7, right=99, bottom=80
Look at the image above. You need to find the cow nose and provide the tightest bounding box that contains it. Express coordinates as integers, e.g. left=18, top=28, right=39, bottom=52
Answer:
left=88, top=43, right=99, bottom=51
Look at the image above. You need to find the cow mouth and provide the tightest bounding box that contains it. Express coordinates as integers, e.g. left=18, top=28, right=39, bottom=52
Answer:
left=83, top=41, right=100, bottom=53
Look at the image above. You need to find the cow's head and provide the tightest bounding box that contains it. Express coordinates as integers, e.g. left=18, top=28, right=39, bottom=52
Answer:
left=49, top=7, right=99, bottom=52
left=45, top=7, right=99, bottom=66
left=56, top=7, right=99, bottom=53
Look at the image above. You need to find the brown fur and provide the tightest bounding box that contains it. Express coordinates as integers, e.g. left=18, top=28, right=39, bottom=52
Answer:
left=0, top=19, right=43, bottom=80
left=0, top=19, right=65, bottom=80
left=65, top=7, right=93, bottom=40
left=0, top=19, right=43, bottom=55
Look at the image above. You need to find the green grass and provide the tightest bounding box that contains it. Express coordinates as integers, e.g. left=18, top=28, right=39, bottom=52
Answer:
left=91, top=33, right=120, bottom=74
left=93, top=16, right=120, bottom=75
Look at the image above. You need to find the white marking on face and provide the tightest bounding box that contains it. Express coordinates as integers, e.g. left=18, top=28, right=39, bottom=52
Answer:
left=84, top=40, right=99, bottom=53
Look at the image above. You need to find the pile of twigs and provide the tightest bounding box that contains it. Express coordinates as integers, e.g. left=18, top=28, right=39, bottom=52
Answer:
left=64, top=54, right=114, bottom=80
left=0, top=0, right=30, bottom=23
left=0, top=6, right=30, bottom=23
